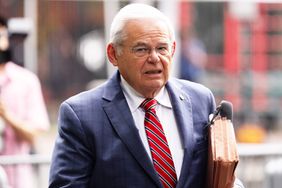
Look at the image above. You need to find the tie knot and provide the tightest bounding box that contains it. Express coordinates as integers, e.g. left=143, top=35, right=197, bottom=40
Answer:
left=140, top=98, right=157, bottom=111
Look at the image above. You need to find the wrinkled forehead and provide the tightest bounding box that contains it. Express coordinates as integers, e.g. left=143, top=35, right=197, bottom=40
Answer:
left=122, top=18, right=173, bottom=42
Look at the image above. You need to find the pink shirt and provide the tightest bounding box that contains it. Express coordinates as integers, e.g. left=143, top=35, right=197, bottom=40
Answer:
left=0, top=62, right=50, bottom=188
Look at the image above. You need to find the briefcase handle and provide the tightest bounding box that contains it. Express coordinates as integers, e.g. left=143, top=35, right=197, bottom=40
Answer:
left=209, top=100, right=233, bottom=126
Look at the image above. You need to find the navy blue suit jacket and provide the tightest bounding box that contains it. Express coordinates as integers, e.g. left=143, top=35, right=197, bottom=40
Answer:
left=49, top=71, right=216, bottom=188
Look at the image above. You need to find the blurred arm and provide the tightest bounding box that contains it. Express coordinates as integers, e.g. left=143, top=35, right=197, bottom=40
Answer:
left=0, top=102, right=39, bottom=143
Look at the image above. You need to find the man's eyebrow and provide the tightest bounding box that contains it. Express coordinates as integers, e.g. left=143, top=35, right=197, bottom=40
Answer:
left=132, top=41, right=170, bottom=47
left=132, top=42, right=148, bottom=47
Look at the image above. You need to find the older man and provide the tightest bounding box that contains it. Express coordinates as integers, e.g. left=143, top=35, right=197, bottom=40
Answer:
left=49, top=3, right=243, bottom=188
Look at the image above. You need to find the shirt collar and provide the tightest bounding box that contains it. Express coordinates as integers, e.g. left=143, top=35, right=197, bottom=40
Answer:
left=120, top=75, right=172, bottom=113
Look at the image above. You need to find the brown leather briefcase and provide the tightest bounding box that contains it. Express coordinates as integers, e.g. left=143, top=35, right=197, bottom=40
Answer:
left=206, top=101, right=239, bottom=188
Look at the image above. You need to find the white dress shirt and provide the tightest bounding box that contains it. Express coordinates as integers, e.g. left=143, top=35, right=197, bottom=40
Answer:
left=120, top=76, right=184, bottom=178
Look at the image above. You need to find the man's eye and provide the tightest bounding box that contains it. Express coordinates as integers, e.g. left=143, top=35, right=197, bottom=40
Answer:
left=134, top=47, right=148, bottom=52
left=157, top=46, right=169, bottom=55
left=158, top=46, right=168, bottom=51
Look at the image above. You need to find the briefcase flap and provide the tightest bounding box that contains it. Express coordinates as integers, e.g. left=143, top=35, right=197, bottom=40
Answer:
left=210, top=119, right=239, bottom=162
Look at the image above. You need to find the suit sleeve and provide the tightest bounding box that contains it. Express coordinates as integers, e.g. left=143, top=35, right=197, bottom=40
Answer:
left=208, top=89, right=216, bottom=114
left=49, top=102, right=95, bottom=188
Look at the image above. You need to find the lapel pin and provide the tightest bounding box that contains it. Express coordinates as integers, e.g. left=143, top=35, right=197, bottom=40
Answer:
left=179, top=95, right=185, bottom=100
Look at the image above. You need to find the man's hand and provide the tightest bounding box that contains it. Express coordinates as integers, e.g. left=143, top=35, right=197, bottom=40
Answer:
left=233, top=178, right=245, bottom=188
left=0, top=101, right=8, bottom=120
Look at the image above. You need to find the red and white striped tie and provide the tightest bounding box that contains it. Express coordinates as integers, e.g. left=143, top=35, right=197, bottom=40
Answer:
left=140, top=98, right=177, bottom=188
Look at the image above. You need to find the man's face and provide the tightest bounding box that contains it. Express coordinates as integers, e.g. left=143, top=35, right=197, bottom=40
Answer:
left=110, top=19, right=175, bottom=98
left=0, top=26, right=9, bottom=51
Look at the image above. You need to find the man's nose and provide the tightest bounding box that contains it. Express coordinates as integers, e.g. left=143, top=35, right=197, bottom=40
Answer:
left=147, top=49, right=160, bottom=63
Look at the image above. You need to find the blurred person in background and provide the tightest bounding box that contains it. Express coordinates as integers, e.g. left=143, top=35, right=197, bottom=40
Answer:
left=179, top=28, right=207, bottom=83
left=49, top=3, right=243, bottom=188
left=0, top=16, right=50, bottom=188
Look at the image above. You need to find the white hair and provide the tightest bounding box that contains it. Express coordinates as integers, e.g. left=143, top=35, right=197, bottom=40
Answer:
left=109, top=3, right=175, bottom=50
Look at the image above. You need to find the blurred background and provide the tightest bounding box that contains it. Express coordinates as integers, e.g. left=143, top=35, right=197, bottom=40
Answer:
left=1, top=0, right=282, bottom=187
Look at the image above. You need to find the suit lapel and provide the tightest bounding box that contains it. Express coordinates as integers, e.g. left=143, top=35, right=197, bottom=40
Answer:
left=102, top=72, right=162, bottom=188
left=166, top=81, right=196, bottom=188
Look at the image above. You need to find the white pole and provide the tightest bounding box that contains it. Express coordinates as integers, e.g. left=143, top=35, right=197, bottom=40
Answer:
left=24, top=0, right=37, bottom=73
left=159, top=0, right=180, bottom=77
left=104, top=0, right=119, bottom=78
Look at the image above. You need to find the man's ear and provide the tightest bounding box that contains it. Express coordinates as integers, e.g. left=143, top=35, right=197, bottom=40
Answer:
left=171, top=41, right=176, bottom=57
left=107, top=43, right=118, bottom=66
